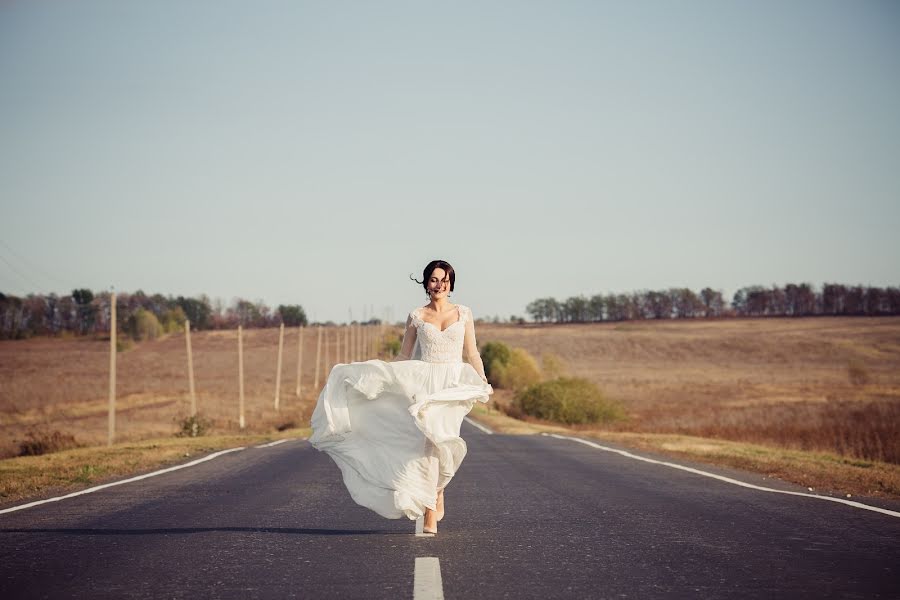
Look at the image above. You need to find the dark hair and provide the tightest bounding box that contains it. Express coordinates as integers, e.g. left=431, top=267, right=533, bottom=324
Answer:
left=410, top=259, right=455, bottom=294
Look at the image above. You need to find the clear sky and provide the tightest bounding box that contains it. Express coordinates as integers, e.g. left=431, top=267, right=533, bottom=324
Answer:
left=2, top=1, right=898, bottom=323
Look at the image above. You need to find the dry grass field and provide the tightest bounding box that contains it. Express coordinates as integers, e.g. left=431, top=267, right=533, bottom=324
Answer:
left=477, top=317, right=900, bottom=465
left=1, top=317, right=898, bottom=498
left=0, top=326, right=364, bottom=459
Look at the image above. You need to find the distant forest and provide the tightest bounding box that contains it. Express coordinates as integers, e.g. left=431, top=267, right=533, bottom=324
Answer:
left=524, top=284, right=900, bottom=323
left=0, top=289, right=313, bottom=340
left=2, top=282, right=899, bottom=340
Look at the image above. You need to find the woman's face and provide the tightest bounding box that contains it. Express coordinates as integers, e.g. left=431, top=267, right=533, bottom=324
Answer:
left=427, top=268, right=451, bottom=299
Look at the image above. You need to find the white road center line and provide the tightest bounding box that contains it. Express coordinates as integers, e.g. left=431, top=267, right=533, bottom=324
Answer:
left=545, top=433, right=900, bottom=519
left=0, top=446, right=246, bottom=516
left=413, top=557, right=444, bottom=600
left=414, top=516, right=433, bottom=537
left=463, top=416, right=493, bottom=435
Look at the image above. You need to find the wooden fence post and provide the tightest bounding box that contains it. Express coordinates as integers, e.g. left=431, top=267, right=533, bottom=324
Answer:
left=334, top=326, right=341, bottom=369
left=295, top=325, right=304, bottom=397
left=275, top=322, right=284, bottom=411
left=185, top=319, right=196, bottom=416
left=325, top=326, right=331, bottom=375
left=349, top=324, right=354, bottom=363
left=108, top=292, right=116, bottom=446
left=238, top=325, right=245, bottom=429
left=314, top=326, right=322, bottom=390
left=335, top=325, right=341, bottom=366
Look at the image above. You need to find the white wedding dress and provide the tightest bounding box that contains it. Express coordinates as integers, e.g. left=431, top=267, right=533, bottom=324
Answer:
left=309, top=304, right=493, bottom=520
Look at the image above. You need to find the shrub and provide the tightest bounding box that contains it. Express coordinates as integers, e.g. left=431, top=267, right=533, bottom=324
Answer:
left=493, top=348, right=542, bottom=391
left=17, top=429, right=79, bottom=456
left=481, top=341, right=512, bottom=382
left=127, top=308, right=162, bottom=341
left=160, top=306, right=187, bottom=333
left=382, top=331, right=402, bottom=357
left=514, top=377, right=624, bottom=425
left=175, top=414, right=211, bottom=437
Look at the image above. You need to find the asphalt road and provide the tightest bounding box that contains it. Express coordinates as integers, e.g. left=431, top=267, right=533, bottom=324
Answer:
left=1, top=422, right=899, bottom=599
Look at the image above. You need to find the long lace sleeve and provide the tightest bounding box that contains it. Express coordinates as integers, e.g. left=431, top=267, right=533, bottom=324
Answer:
left=395, top=313, right=418, bottom=361
left=462, top=308, right=487, bottom=382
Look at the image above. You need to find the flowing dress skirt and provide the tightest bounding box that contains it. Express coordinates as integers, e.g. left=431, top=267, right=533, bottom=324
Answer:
left=309, top=359, right=492, bottom=520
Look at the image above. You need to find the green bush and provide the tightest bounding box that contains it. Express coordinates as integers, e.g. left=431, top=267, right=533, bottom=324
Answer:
left=494, top=347, right=542, bottom=391
left=514, top=377, right=624, bottom=425
left=481, top=341, right=512, bottom=382
left=382, top=331, right=402, bottom=357
left=160, top=306, right=187, bottom=333
left=127, top=308, right=162, bottom=341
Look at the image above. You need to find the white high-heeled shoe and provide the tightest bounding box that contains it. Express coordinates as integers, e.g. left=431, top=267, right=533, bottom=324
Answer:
left=423, top=507, right=438, bottom=534
left=416, top=515, right=437, bottom=535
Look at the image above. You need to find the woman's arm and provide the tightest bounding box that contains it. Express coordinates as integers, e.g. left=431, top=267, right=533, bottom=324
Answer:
left=395, top=313, right=417, bottom=361
left=463, top=311, right=488, bottom=382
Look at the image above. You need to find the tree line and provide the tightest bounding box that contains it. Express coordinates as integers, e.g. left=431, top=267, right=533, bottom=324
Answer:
left=4, top=281, right=898, bottom=340
left=0, top=289, right=310, bottom=340
left=526, top=283, right=900, bottom=323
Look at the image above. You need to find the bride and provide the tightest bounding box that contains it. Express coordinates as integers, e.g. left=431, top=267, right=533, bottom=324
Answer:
left=309, top=259, right=493, bottom=534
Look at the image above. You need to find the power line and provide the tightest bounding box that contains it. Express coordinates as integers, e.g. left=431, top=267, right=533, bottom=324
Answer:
left=0, top=239, right=76, bottom=293
left=0, top=252, right=45, bottom=293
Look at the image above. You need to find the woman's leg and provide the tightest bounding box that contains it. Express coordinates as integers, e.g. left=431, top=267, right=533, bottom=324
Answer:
left=424, top=506, right=438, bottom=532
left=422, top=439, right=441, bottom=532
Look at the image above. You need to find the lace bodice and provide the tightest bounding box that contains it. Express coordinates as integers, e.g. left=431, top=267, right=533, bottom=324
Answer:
left=397, top=304, right=487, bottom=381
left=409, top=305, right=468, bottom=363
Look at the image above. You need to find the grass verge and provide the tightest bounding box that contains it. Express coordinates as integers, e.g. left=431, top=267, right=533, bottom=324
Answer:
left=0, top=427, right=310, bottom=507
left=469, top=404, right=900, bottom=501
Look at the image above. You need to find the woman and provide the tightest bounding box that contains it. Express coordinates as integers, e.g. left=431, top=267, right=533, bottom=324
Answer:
left=309, top=259, right=493, bottom=534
